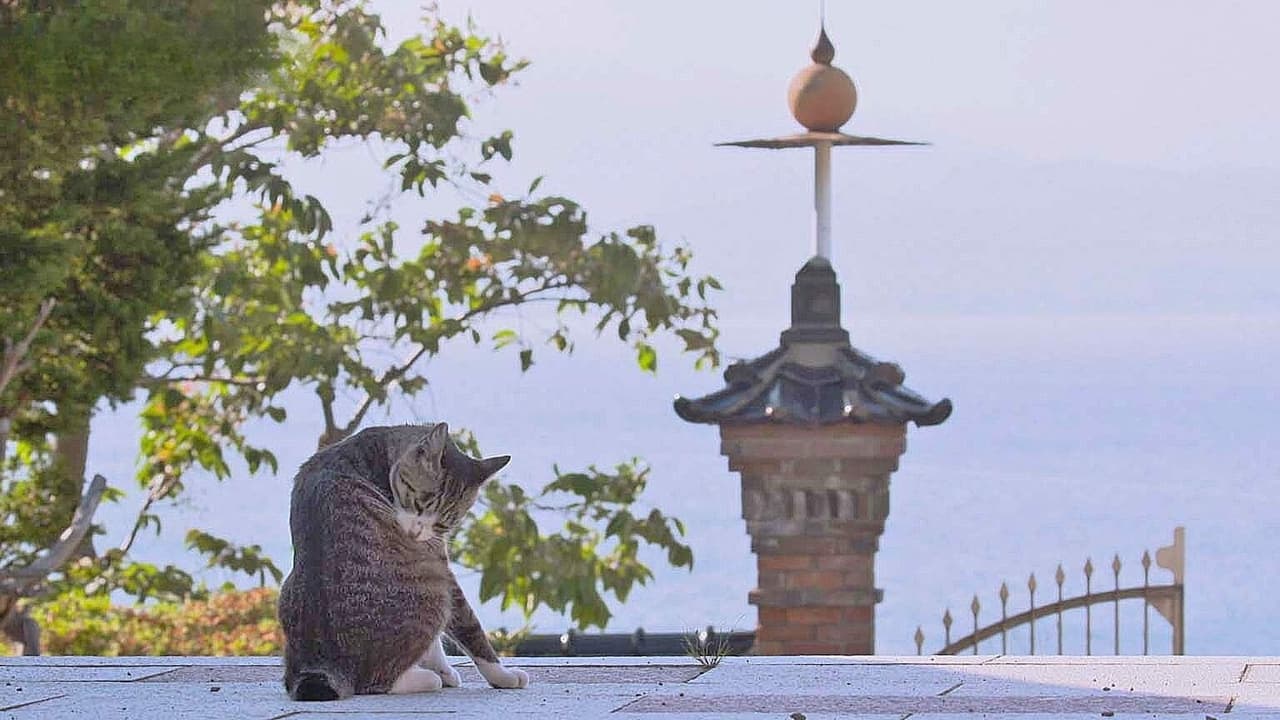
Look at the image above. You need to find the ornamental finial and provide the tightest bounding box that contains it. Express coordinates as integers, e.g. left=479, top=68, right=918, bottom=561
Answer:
left=812, top=25, right=835, bottom=65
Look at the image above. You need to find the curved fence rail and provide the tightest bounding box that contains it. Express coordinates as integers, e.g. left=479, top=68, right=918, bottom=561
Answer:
left=915, top=526, right=1185, bottom=656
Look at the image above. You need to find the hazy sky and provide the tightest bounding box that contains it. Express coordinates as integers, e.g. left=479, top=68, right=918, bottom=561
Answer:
left=90, top=1, right=1280, bottom=653
left=393, top=0, right=1280, bottom=325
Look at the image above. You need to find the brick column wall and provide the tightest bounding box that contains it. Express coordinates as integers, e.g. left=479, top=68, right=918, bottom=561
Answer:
left=721, top=422, right=907, bottom=655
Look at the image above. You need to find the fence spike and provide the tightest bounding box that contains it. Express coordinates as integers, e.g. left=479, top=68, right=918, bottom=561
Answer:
left=1141, top=552, right=1151, bottom=655
left=914, top=626, right=925, bottom=656
left=1056, top=564, right=1065, bottom=655
left=999, top=581, right=1009, bottom=654
left=1113, top=554, right=1122, bottom=655
left=1028, top=573, right=1038, bottom=654
left=1084, top=557, right=1094, bottom=579
left=970, top=595, right=981, bottom=654
left=943, top=608, right=953, bottom=648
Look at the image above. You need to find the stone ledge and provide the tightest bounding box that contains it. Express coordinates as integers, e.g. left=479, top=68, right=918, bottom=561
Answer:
left=748, top=586, right=881, bottom=606
left=2, top=656, right=1277, bottom=718
left=750, top=534, right=880, bottom=554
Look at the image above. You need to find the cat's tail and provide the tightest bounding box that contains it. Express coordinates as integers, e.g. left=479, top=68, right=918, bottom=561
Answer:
left=288, top=668, right=349, bottom=701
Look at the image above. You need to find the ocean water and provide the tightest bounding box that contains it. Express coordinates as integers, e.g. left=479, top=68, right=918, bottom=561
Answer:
left=84, top=310, right=1280, bottom=655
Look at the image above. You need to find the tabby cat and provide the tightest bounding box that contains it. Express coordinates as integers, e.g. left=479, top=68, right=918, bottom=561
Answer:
left=279, top=423, right=529, bottom=700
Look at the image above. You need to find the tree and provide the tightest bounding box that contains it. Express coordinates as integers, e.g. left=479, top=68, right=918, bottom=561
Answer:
left=1, top=0, right=279, bottom=620
left=2, top=0, right=719, bottom=635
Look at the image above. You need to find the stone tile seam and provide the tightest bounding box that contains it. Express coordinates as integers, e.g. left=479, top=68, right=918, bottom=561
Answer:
left=936, top=682, right=963, bottom=696
left=609, top=693, right=648, bottom=714
left=0, top=662, right=201, bottom=668
left=0, top=693, right=66, bottom=712
left=0, top=667, right=179, bottom=682
left=686, top=667, right=712, bottom=683
left=605, top=675, right=698, bottom=716
left=266, top=707, right=455, bottom=712
left=135, top=667, right=181, bottom=682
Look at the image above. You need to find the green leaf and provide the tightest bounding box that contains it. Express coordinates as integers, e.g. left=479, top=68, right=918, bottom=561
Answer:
left=636, top=343, right=657, bottom=373
left=492, top=328, right=519, bottom=349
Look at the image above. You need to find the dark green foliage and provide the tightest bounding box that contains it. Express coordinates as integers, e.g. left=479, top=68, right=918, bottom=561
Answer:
left=2, top=1, right=719, bottom=629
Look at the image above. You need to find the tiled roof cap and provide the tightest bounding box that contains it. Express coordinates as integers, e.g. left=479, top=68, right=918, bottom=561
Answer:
left=674, top=258, right=951, bottom=427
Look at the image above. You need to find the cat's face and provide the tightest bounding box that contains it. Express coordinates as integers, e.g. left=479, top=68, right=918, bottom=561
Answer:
left=390, top=423, right=510, bottom=538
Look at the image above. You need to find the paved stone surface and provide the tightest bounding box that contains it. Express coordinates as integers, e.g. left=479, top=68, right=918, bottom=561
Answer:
left=0, top=665, right=179, bottom=683
left=1243, top=663, right=1280, bottom=682
left=0, top=655, right=1276, bottom=718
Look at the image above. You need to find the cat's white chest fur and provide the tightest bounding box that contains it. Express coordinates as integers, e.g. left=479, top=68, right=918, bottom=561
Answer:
left=396, top=510, right=437, bottom=543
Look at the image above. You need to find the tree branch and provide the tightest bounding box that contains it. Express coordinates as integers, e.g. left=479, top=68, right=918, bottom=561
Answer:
left=147, top=373, right=266, bottom=388
left=0, top=298, right=56, bottom=468
left=151, top=361, right=203, bottom=380
left=321, top=280, right=574, bottom=447
left=189, top=122, right=272, bottom=174
left=115, top=474, right=179, bottom=559
left=0, top=474, right=107, bottom=596
left=316, top=383, right=340, bottom=448
left=0, top=298, right=56, bottom=398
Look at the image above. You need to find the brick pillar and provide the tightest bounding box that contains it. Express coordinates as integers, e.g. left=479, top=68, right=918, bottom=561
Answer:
left=722, top=421, right=907, bottom=655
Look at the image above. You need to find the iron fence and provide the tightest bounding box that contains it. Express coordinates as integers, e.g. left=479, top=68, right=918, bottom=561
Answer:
left=915, top=527, right=1185, bottom=656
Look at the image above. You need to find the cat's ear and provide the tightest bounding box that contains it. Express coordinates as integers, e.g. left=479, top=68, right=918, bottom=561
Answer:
left=477, top=455, right=510, bottom=480
left=420, top=422, right=450, bottom=451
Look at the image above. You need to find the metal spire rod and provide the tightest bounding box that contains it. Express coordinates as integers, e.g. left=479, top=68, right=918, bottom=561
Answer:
left=812, top=6, right=832, bottom=259
left=814, top=140, right=833, bottom=258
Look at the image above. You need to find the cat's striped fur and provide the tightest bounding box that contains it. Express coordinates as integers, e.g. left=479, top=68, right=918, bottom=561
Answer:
left=278, top=423, right=527, bottom=700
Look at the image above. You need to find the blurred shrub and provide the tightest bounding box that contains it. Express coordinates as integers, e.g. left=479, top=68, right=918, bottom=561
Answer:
left=30, top=587, right=281, bottom=656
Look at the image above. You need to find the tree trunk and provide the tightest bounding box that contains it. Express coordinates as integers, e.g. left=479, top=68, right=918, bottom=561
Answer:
left=52, top=413, right=96, bottom=559
left=0, top=416, right=10, bottom=471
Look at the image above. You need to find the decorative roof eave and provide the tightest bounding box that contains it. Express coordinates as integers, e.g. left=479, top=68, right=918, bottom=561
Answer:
left=673, top=257, right=951, bottom=429
left=717, top=131, right=927, bottom=150
left=672, top=352, right=952, bottom=428
left=673, top=343, right=952, bottom=428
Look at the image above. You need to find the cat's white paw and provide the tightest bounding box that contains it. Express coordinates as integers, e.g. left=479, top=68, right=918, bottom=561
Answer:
left=436, top=663, right=462, bottom=688
left=489, top=667, right=529, bottom=689
left=476, top=659, right=530, bottom=689
left=415, top=636, right=460, bottom=687
left=389, top=666, right=443, bottom=694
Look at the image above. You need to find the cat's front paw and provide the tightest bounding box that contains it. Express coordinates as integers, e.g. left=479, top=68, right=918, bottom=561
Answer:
left=476, top=660, right=529, bottom=689
left=437, top=663, right=462, bottom=688
left=416, top=636, right=461, bottom=688
left=490, top=667, right=529, bottom=690
left=388, top=666, right=444, bottom=694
